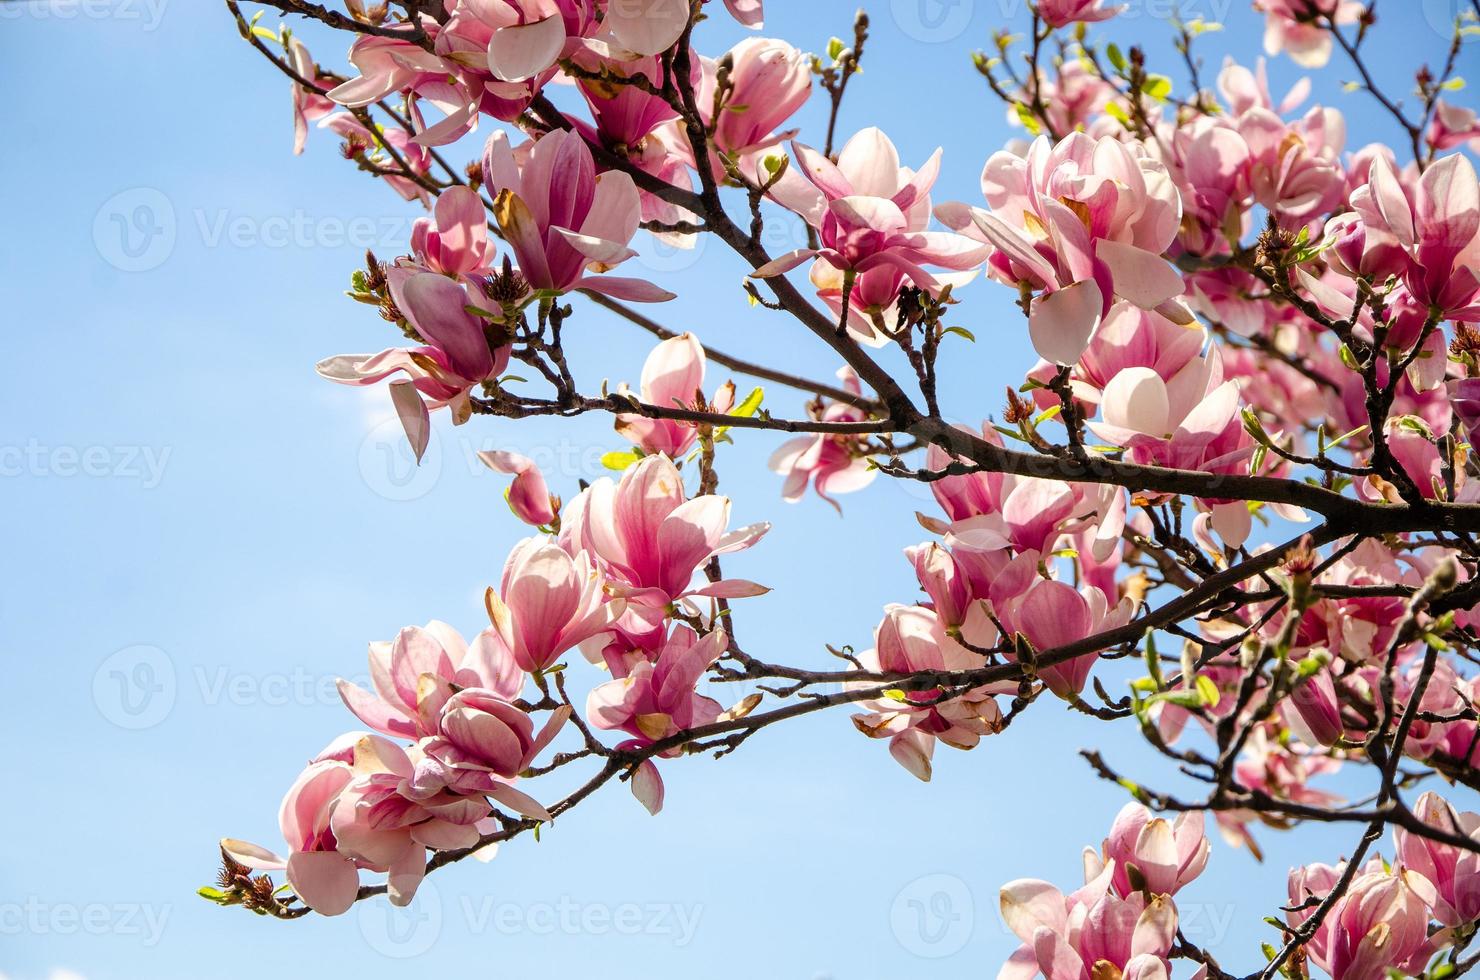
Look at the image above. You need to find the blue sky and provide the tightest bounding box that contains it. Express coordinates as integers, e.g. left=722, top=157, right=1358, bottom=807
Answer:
left=2, top=1, right=1477, bottom=978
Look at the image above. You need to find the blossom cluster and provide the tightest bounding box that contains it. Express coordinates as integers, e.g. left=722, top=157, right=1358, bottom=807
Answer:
left=213, top=0, right=1480, bottom=969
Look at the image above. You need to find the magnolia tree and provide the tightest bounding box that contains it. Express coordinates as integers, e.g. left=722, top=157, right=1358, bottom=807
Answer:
left=206, top=0, right=1480, bottom=976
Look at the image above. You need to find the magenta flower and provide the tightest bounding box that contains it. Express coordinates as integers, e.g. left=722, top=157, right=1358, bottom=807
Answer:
left=1290, top=862, right=1439, bottom=980
left=753, top=128, right=988, bottom=292
left=221, top=751, right=358, bottom=917
left=409, top=185, right=493, bottom=277
left=486, top=537, right=625, bottom=674
left=697, top=37, right=810, bottom=168
left=413, top=693, right=568, bottom=820
left=562, top=454, right=771, bottom=620
left=479, top=450, right=560, bottom=528
left=946, top=134, right=1190, bottom=366
left=1394, top=792, right=1480, bottom=927
left=287, top=37, right=336, bottom=155
left=586, top=626, right=726, bottom=746
left=337, top=621, right=523, bottom=740
left=849, top=604, right=1007, bottom=781
left=1092, top=804, right=1209, bottom=899
left=769, top=367, right=877, bottom=510
left=328, top=736, right=492, bottom=908
left=483, top=128, right=675, bottom=303
left=1348, top=153, right=1480, bottom=320
left=999, top=862, right=1178, bottom=980
left=615, top=333, right=735, bottom=458
left=1035, top=0, right=1125, bottom=28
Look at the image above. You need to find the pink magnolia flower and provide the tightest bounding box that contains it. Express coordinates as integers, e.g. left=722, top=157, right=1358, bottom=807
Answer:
left=699, top=37, right=809, bottom=163
left=1217, top=56, right=1310, bottom=117
left=328, top=24, right=451, bottom=110
left=769, top=367, right=878, bottom=510
left=1429, top=99, right=1480, bottom=153
left=329, top=735, right=493, bottom=907
left=321, top=112, right=434, bottom=204
left=1254, top=0, right=1363, bottom=68
left=599, top=0, right=762, bottom=58
left=999, top=578, right=1133, bottom=698
left=1289, top=862, right=1439, bottom=980
left=945, top=134, right=1190, bottom=366
left=483, top=128, right=675, bottom=302
left=999, top=863, right=1178, bottom=980
left=479, top=450, right=559, bottom=528
left=1091, top=804, right=1209, bottom=898
left=1088, top=366, right=1260, bottom=496
left=316, top=268, right=513, bottom=459
left=1035, top=0, right=1125, bottom=28
left=287, top=37, right=336, bottom=155
left=587, top=626, right=727, bottom=746
left=412, top=693, right=567, bottom=820
left=485, top=537, right=625, bottom=674
left=1394, top=791, right=1480, bottom=927
left=221, top=745, right=358, bottom=916
left=615, top=333, right=735, bottom=458
left=562, top=454, right=771, bottom=622
left=409, top=185, right=493, bottom=277
left=1237, top=105, right=1347, bottom=227
left=753, top=128, right=988, bottom=294
left=850, top=604, right=1006, bottom=781
left=338, top=620, right=523, bottom=740
left=1348, top=153, right=1480, bottom=320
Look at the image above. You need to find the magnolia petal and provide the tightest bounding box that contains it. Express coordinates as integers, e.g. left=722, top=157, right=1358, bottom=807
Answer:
left=1030, top=279, right=1104, bottom=365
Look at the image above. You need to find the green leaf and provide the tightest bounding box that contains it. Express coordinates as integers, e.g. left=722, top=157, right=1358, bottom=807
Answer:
left=1143, top=74, right=1173, bottom=102
left=601, top=450, right=643, bottom=471
left=1106, top=43, right=1126, bottom=72
left=827, top=36, right=846, bottom=60
left=943, top=325, right=976, bottom=342
left=1195, top=674, right=1221, bottom=708
left=731, top=387, right=764, bottom=419
left=1014, top=102, right=1042, bottom=135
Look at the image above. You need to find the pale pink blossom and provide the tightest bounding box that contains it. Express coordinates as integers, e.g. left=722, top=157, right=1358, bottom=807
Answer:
left=485, top=536, right=625, bottom=674
left=998, top=863, right=1177, bottom=980
left=1092, top=804, right=1209, bottom=899
left=337, top=621, right=523, bottom=740
left=615, top=333, right=735, bottom=458
left=850, top=604, right=1007, bottom=781
left=1289, top=862, right=1439, bottom=980
left=221, top=744, right=359, bottom=916
left=754, top=128, right=988, bottom=295
left=479, top=450, right=560, bottom=528
left=769, top=367, right=877, bottom=510
left=561, top=455, right=770, bottom=628
left=1394, top=791, right=1480, bottom=927
left=1254, top=0, right=1363, bottom=68
left=943, top=134, right=1190, bottom=365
